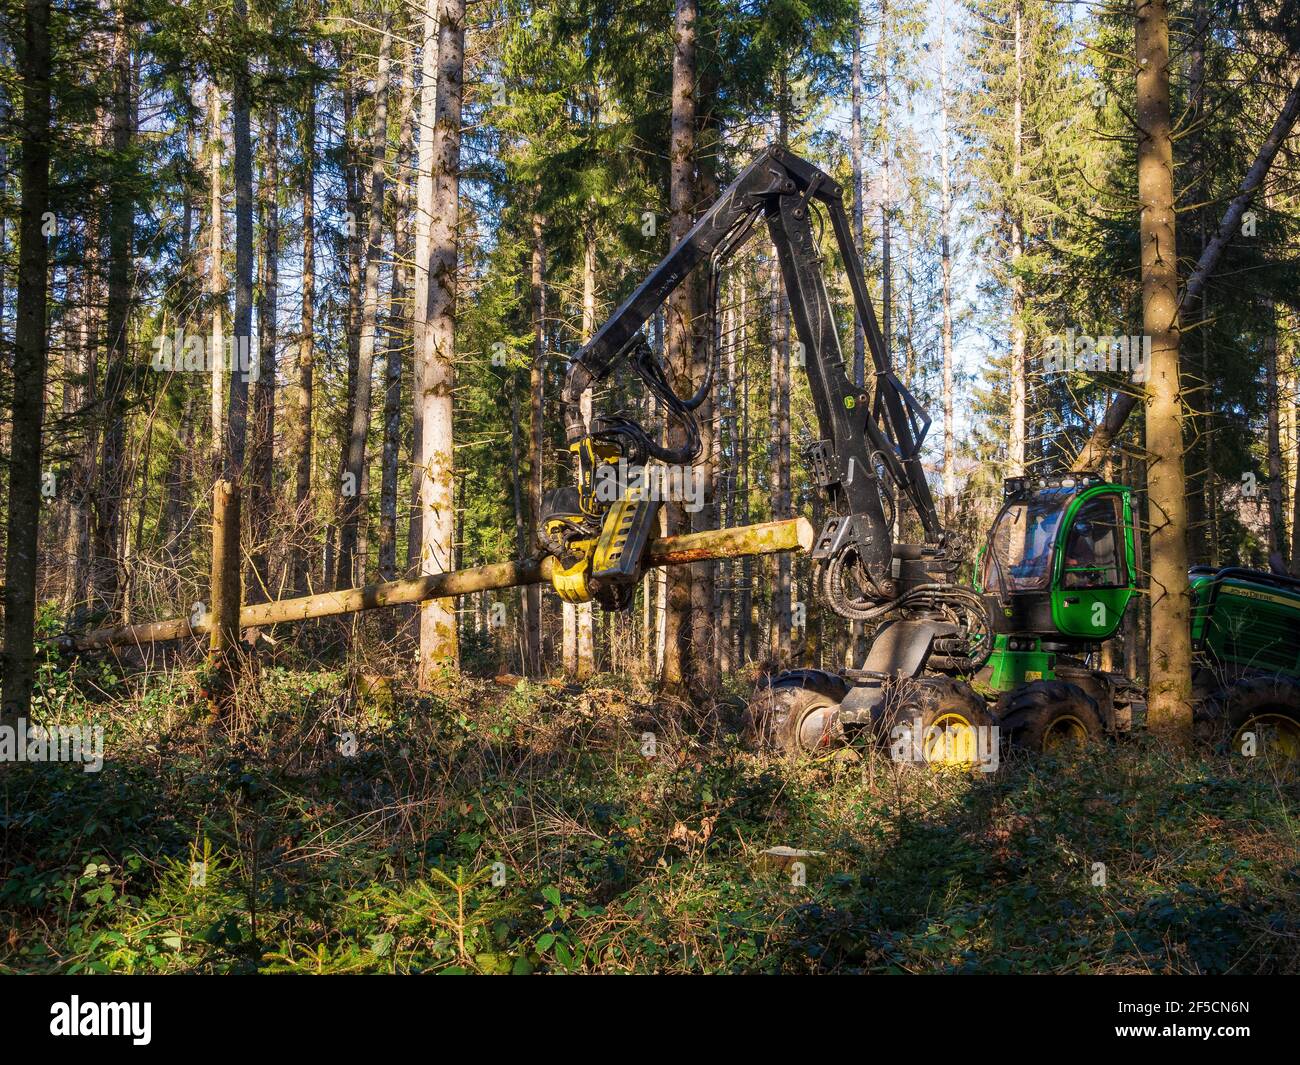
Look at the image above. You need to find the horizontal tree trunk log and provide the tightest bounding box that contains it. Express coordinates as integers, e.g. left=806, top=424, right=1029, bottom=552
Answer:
left=66, top=517, right=814, bottom=652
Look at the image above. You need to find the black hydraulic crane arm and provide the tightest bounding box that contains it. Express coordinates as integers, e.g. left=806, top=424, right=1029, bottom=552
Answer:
left=558, top=145, right=944, bottom=605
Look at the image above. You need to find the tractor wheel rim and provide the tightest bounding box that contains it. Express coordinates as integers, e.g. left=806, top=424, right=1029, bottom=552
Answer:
left=923, top=712, right=979, bottom=767
left=796, top=704, right=838, bottom=751
left=1043, top=714, right=1088, bottom=750
left=1233, top=713, right=1300, bottom=760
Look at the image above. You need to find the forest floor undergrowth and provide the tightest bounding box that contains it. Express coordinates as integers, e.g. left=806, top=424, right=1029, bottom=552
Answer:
left=3, top=646, right=1298, bottom=974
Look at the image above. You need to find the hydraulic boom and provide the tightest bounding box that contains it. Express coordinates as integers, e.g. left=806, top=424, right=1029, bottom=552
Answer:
left=539, top=145, right=989, bottom=675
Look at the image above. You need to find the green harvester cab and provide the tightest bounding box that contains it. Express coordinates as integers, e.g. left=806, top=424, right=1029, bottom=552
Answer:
left=976, top=472, right=1137, bottom=692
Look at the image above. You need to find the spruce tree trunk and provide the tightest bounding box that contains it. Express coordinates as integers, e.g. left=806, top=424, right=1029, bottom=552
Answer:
left=523, top=213, right=546, bottom=674
left=1291, top=332, right=1300, bottom=575
left=1, top=0, right=52, bottom=731
left=1280, top=334, right=1295, bottom=571
left=380, top=42, right=416, bottom=584
left=1286, top=313, right=1300, bottom=576
left=335, top=69, right=362, bottom=590
left=738, top=275, right=753, bottom=662
left=690, top=124, right=719, bottom=691
left=408, top=18, right=438, bottom=582
left=877, top=2, right=892, bottom=384
left=209, top=0, right=255, bottom=677
left=1135, top=0, right=1192, bottom=738
left=767, top=252, right=792, bottom=662
left=938, top=2, right=956, bottom=523
left=850, top=6, right=865, bottom=388
left=1008, top=0, right=1026, bottom=476
left=157, top=110, right=199, bottom=580
left=208, top=82, right=225, bottom=460
left=289, top=93, right=315, bottom=596
left=160, top=390, right=195, bottom=587
left=1266, top=310, right=1285, bottom=565
left=63, top=210, right=99, bottom=619
left=92, top=7, right=134, bottom=620
left=508, top=374, right=527, bottom=669
left=337, top=26, right=392, bottom=589
left=248, top=111, right=278, bottom=603
left=717, top=294, right=735, bottom=674
left=416, top=0, right=464, bottom=684
left=1184, top=0, right=1211, bottom=565
left=661, top=0, right=697, bottom=692
left=574, top=230, right=597, bottom=679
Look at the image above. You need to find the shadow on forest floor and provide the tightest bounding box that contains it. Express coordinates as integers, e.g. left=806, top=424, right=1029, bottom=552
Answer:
left=2, top=656, right=1298, bottom=974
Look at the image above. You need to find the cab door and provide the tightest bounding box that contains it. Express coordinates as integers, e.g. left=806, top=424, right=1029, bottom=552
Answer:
left=1050, top=487, right=1135, bottom=640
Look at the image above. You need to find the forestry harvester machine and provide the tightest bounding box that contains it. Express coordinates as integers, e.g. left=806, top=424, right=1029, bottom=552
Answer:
left=536, top=146, right=1300, bottom=764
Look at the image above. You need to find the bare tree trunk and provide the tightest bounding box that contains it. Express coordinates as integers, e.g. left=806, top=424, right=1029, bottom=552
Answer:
left=561, top=225, right=584, bottom=674
left=156, top=110, right=200, bottom=585
left=1280, top=326, right=1295, bottom=570
left=574, top=229, right=597, bottom=679
left=64, top=223, right=99, bottom=619
left=661, top=0, right=697, bottom=692
left=938, top=0, right=956, bottom=522
left=415, top=0, right=464, bottom=684
left=248, top=111, right=278, bottom=603
left=767, top=252, right=792, bottom=662
left=333, top=67, right=363, bottom=590
left=522, top=212, right=546, bottom=673
left=1135, top=0, right=1192, bottom=739
left=717, top=293, right=734, bottom=675
left=776, top=279, right=792, bottom=659
left=160, top=390, right=196, bottom=586
left=878, top=2, right=892, bottom=379
left=337, top=26, right=392, bottom=589
left=1, top=0, right=52, bottom=731
left=1291, top=325, right=1300, bottom=575
left=208, top=82, right=225, bottom=459
left=850, top=5, right=865, bottom=388
left=289, top=92, right=315, bottom=596
left=408, top=18, right=438, bottom=583
left=209, top=0, right=255, bottom=676
left=92, top=6, right=134, bottom=621
left=1184, top=0, right=1211, bottom=565
left=561, top=578, right=576, bottom=672
left=689, top=118, right=719, bottom=691
left=1266, top=311, right=1285, bottom=565
left=380, top=41, right=416, bottom=583
left=1008, top=0, right=1026, bottom=476
left=738, top=275, right=753, bottom=662
left=508, top=372, right=527, bottom=669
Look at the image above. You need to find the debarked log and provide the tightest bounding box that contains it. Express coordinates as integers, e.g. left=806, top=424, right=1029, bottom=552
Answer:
left=66, top=517, right=814, bottom=651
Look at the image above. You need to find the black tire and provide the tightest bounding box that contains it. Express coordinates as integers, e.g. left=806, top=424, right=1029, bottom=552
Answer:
left=1196, top=675, right=1300, bottom=761
left=746, top=682, right=845, bottom=756
left=879, top=679, right=996, bottom=768
left=1000, top=680, right=1103, bottom=754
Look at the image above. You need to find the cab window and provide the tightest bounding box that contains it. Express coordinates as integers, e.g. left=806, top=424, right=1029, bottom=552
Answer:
left=983, top=490, right=1070, bottom=592
left=1061, top=495, right=1125, bottom=589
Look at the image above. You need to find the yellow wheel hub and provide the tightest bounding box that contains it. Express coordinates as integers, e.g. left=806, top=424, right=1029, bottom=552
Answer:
left=1233, top=713, right=1300, bottom=760
left=1042, top=714, right=1088, bottom=751
left=923, top=711, right=980, bottom=767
